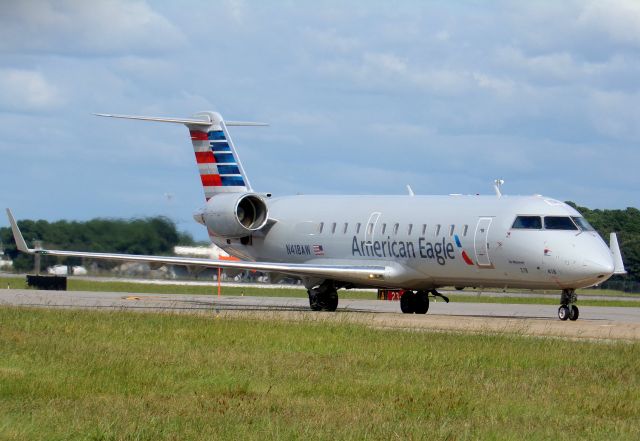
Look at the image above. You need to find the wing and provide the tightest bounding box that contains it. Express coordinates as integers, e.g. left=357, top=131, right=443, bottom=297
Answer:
left=6, top=209, right=388, bottom=283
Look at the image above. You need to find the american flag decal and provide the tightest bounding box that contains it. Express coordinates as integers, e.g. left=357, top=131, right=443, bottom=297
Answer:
left=313, top=245, right=324, bottom=256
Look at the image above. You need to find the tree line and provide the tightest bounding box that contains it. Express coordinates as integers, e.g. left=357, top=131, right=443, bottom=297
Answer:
left=0, top=217, right=196, bottom=272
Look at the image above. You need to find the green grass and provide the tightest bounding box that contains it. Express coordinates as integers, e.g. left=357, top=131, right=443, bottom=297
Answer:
left=1, top=307, right=639, bottom=440
left=2, top=275, right=640, bottom=307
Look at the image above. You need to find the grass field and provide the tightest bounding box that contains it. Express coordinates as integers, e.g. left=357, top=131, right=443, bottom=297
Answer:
left=2, top=275, right=640, bottom=308
left=1, top=307, right=638, bottom=440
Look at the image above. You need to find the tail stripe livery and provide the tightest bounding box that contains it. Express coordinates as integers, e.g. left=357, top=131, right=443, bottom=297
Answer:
left=94, top=111, right=263, bottom=200
left=187, top=112, right=252, bottom=200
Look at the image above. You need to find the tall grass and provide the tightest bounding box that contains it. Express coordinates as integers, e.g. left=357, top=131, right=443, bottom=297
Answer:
left=1, top=307, right=638, bottom=440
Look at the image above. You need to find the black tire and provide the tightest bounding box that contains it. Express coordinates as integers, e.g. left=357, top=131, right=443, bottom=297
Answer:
left=558, top=304, right=570, bottom=321
left=324, top=292, right=339, bottom=312
left=308, top=289, right=322, bottom=311
left=308, top=289, right=338, bottom=311
left=400, top=292, right=414, bottom=314
left=413, top=291, right=429, bottom=314
left=569, top=305, right=579, bottom=321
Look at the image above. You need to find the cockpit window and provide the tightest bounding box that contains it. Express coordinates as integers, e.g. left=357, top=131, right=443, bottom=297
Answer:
left=544, top=216, right=578, bottom=230
left=512, top=216, right=542, bottom=229
left=571, top=216, right=595, bottom=231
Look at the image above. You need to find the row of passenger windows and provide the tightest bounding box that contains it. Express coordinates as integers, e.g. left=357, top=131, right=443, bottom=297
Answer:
left=512, top=216, right=594, bottom=231
left=317, top=222, right=470, bottom=237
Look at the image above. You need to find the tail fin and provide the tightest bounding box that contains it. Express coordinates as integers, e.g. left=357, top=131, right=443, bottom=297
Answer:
left=95, top=111, right=266, bottom=201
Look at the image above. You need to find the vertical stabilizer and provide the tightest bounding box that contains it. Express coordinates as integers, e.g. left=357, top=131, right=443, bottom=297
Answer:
left=187, top=111, right=252, bottom=200
left=95, top=111, right=264, bottom=201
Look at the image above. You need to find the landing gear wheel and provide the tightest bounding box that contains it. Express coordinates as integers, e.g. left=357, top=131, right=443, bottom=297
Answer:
left=558, top=304, right=570, bottom=321
left=413, top=291, right=429, bottom=314
left=400, top=291, right=414, bottom=314
left=569, top=305, right=579, bottom=321
left=307, top=286, right=339, bottom=312
left=324, top=292, right=338, bottom=312
left=308, top=290, right=322, bottom=311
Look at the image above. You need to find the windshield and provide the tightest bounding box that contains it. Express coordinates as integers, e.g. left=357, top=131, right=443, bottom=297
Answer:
left=544, top=216, right=578, bottom=231
left=571, top=216, right=595, bottom=231
left=512, top=216, right=542, bottom=229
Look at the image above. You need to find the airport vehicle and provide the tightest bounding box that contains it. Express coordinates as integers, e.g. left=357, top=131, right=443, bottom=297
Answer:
left=6, top=111, right=627, bottom=320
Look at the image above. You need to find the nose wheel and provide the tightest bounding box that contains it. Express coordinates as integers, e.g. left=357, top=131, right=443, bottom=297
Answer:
left=558, top=289, right=579, bottom=321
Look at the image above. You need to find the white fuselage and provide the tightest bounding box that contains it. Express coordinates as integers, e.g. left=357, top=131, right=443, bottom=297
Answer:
left=205, top=194, right=615, bottom=290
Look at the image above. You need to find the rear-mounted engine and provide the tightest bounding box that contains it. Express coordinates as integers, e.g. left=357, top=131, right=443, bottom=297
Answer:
left=201, top=193, right=268, bottom=238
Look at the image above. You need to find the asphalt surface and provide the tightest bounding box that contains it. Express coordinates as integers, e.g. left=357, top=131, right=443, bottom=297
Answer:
left=2, top=288, right=640, bottom=341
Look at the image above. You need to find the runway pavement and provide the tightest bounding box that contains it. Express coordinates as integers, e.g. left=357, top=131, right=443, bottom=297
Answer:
left=2, top=288, right=640, bottom=341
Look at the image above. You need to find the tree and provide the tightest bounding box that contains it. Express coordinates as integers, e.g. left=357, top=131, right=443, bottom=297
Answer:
left=0, top=217, right=195, bottom=272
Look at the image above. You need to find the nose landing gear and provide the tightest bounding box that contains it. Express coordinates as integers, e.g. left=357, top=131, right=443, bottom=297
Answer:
left=558, top=289, right=579, bottom=321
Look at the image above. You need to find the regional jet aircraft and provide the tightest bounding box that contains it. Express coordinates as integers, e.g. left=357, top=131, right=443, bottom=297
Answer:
left=6, top=111, right=627, bottom=320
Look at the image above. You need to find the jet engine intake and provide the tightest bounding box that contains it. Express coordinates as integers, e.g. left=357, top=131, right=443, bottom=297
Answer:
left=203, top=193, right=269, bottom=238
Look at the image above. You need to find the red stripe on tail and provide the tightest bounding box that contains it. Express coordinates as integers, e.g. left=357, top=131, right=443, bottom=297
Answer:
left=190, top=130, right=208, bottom=141
left=201, top=174, right=222, bottom=186
left=195, top=151, right=215, bottom=163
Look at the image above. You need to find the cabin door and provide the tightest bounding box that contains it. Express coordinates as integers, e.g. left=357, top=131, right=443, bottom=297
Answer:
left=474, top=217, right=493, bottom=267
left=364, top=212, right=381, bottom=245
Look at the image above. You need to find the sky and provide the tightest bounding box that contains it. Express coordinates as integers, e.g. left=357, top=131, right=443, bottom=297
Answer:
left=1, top=0, right=639, bottom=240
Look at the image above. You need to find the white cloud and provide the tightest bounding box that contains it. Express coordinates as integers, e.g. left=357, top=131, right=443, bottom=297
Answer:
left=0, top=0, right=185, bottom=56
left=0, top=69, right=62, bottom=111
left=578, top=0, right=640, bottom=47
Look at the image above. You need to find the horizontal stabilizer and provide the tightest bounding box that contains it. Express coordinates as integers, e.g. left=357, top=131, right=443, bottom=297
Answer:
left=94, top=113, right=212, bottom=126
left=94, top=113, right=268, bottom=127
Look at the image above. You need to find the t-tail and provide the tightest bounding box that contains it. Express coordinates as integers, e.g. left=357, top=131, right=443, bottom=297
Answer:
left=94, top=111, right=266, bottom=201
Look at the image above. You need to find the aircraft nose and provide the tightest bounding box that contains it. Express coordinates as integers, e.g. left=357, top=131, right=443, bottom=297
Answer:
left=582, top=257, right=614, bottom=279
left=579, top=238, right=615, bottom=280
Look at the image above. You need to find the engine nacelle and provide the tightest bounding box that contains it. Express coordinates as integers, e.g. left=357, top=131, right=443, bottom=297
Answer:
left=202, top=193, right=269, bottom=239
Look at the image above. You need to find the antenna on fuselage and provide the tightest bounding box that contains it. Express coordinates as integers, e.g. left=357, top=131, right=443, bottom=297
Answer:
left=494, top=179, right=504, bottom=197
left=406, top=185, right=415, bottom=196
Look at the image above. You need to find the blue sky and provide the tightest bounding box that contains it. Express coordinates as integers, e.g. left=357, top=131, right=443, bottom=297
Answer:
left=1, top=0, right=639, bottom=240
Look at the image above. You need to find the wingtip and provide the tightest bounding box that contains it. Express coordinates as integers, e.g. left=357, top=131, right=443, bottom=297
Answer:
left=5, top=208, right=31, bottom=253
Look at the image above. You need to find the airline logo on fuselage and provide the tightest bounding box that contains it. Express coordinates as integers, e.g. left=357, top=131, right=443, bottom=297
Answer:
left=352, top=236, right=455, bottom=265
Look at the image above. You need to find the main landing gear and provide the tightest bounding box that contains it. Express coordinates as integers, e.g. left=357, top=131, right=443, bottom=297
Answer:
left=400, top=290, right=450, bottom=314
left=307, top=281, right=339, bottom=312
left=558, top=288, right=579, bottom=321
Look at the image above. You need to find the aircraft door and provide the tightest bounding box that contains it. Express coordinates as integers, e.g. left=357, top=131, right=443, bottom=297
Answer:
left=474, top=217, right=493, bottom=267
left=364, top=212, right=381, bottom=245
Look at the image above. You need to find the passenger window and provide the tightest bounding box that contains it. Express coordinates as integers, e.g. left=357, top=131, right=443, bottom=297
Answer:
left=393, top=223, right=399, bottom=235
left=435, top=224, right=441, bottom=236
left=356, top=223, right=361, bottom=234
left=512, top=216, right=542, bottom=230
left=422, top=224, right=427, bottom=235
left=381, top=223, right=387, bottom=235
left=544, top=216, right=578, bottom=231
left=449, top=225, right=455, bottom=236
left=319, top=222, right=324, bottom=234
left=343, top=223, right=348, bottom=234
left=463, top=225, right=469, bottom=236
left=367, top=223, right=374, bottom=236
left=408, top=224, right=413, bottom=235
left=331, top=222, right=336, bottom=234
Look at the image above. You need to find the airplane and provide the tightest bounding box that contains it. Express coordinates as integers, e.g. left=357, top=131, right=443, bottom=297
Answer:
left=6, top=111, right=627, bottom=321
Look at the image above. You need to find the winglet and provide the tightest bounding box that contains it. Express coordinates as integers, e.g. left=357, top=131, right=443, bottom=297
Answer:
left=5, top=209, right=33, bottom=253
left=610, top=232, right=627, bottom=275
